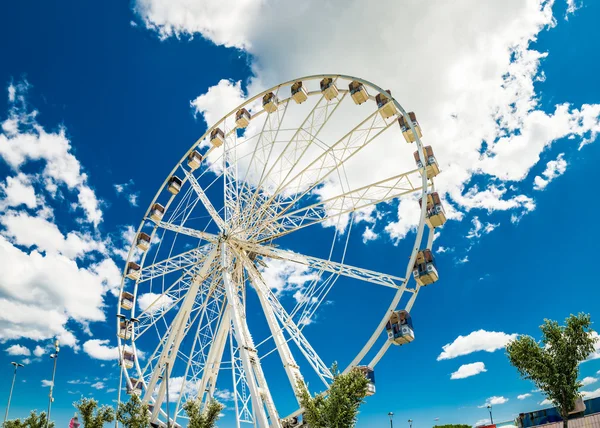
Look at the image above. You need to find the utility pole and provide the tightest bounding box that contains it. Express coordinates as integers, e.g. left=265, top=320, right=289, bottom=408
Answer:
left=487, top=404, right=493, bottom=425
left=46, top=339, right=60, bottom=428
left=388, top=412, right=394, bottom=428
left=4, top=362, right=24, bottom=426
left=408, top=419, right=413, bottom=428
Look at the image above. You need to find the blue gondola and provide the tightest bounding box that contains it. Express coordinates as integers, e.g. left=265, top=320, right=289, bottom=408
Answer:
left=386, top=310, right=415, bottom=345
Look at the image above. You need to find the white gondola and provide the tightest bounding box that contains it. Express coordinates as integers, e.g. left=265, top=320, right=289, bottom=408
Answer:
left=420, top=192, right=447, bottom=228
left=118, top=321, right=133, bottom=340
left=413, top=145, right=439, bottom=179
left=210, top=128, right=225, bottom=148
left=122, top=350, right=135, bottom=369
left=127, top=378, right=143, bottom=396
left=349, top=80, right=368, bottom=105
left=355, top=366, right=376, bottom=396
left=187, top=150, right=203, bottom=170
left=320, top=77, right=339, bottom=101
left=150, top=203, right=165, bottom=223
left=167, top=176, right=183, bottom=195
left=291, top=81, right=308, bottom=104
left=386, top=310, right=415, bottom=345
left=375, top=90, right=397, bottom=119
left=399, top=112, right=422, bottom=143
left=136, top=232, right=151, bottom=252
left=263, top=92, right=278, bottom=113
left=126, top=262, right=141, bottom=280
left=120, top=291, right=134, bottom=310
left=412, top=249, right=438, bottom=286
left=235, top=108, right=251, bottom=128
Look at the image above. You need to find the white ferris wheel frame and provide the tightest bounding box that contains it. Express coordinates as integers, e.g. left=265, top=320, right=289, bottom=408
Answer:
left=115, top=74, right=437, bottom=428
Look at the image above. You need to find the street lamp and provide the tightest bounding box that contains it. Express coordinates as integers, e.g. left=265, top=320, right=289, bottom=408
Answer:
left=388, top=412, right=394, bottom=428
left=46, top=339, right=60, bottom=428
left=408, top=419, right=413, bottom=428
left=487, top=404, right=493, bottom=425
left=3, top=362, right=25, bottom=426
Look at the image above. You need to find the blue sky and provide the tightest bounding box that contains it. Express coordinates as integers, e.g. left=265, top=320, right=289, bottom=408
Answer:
left=1, top=0, right=600, bottom=427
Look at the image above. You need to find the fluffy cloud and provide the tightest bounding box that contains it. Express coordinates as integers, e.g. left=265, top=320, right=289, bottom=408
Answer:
left=82, top=339, right=120, bottom=361
left=540, top=398, right=553, bottom=406
left=518, top=393, right=532, bottom=400
left=137, top=292, right=174, bottom=315
left=534, top=153, right=567, bottom=190
left=41, top=379, right=53, bottom=387
left=438, top=330, right=518, bottom=360
left=581, top=376, right=598, bottom=386
left=582, top=388, right=600, bottom=399
left=450, top=362, right=487, bottom=379
left=467, top=216, right=500, bottom=239
left=33, top=345, right=46, bottom=357
left=91, top=381, right=105, bottom=390
left=584, top=331, right=600, bottom=362
left=135, top=0, right=600, bottom=240
left=5, top=344, right=31, bottom=356
left=479, top=396, right=509, bottom=407
left=259, top=258, right=319, bottom=297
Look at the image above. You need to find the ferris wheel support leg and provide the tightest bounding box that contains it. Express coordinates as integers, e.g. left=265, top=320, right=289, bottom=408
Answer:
left=143, top=246, right=218, bottom=423
left=221, top=243, right=281, bottom=428
left=237, top=249, right=306, bottom=405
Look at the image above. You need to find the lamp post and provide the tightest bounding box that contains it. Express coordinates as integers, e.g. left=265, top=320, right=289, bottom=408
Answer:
left=4, top=362, right=24, bottom=426
left=388, top=412, right=394, bottom=428
left=46, top=339, right=60, bottom=428
left=408, top=419, right=413, bottom=428
left=116, top=315, right=138, bottom=428
left=487, top=404, right=493, bottom=425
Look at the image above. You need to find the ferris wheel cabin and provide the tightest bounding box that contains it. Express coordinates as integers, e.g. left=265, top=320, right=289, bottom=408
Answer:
left=136, top=232, right=151, bottom=252
left=210, top=128, right=225, bottom=148
left=120, top=291, right=134, bottom=310
left=386, top=310, right=415, bottom=345
left=127, top=378, right=143, bottom=396
left=355, top=366, right=376, bottom=396
left=414, top=145, right=439, bottom=179
left=291, top=81, right=308, bottom=104
left=420, top=192, right=447, bottom=228
left=413, top=249, right=439, bottom=286
left=235, top=108, right=251, bottom=128
left=320, top=77, right=339, bottom=101
left=376, top=90, right=397, bottom=119
left=263, top=92, right=279, bottom=113
left=398, top=112, right=422, bottom=143
left=117, top=321, right=133, bottom=340
left=122, top=350, right=135, bottom=369
left=187, top=150, right=203, bottom=170
left=167, top=176, right=183, bottom=195
left=150, top=203, right=165, bottom=223
left=126, top=262, right=141, bottom=280
left=349, top=80, right=369, bottom=105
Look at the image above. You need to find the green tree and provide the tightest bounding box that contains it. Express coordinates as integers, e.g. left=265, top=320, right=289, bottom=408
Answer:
left=506, top=313, right=598, bottom=428
left=182, top=399, right=224, bottom=428
left=117, top=395, right=150, bottom=428
left=4, top=411, right=54, bottom=428
left=73, top=397, right=115, bottom=428
left=298, top=363, right=369, bottom=428
left=3, top=418, right=26, bottom=428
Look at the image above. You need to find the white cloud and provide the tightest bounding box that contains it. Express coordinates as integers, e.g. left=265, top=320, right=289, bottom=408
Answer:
left=457, top=255, right=470, bottom=264
left=91, top=381, right=105, bottom=390
left=190, top=79, right=246, bottom=127
left=539, top=398, right=553, bottom=406
left=475, top=419, right=491, bottom=427
left=106, top=388, right=117, bottom=393
left=5, top=344, right=31, bottom=356
left=362, top=226, right=378, bottom=244
left=33, top=345, right=45, bottom=357
left=41, top=379, right=53, bottom=387
left=114, top=180, right=139, bottom=207
left=584, top=331, right=600, bottom=362
left=0, top=174, right=38, bottom=210
left=518, top=393, right=532, bottom=400
left=450, top=362, right=487, bottom=379
left=259, top=257, right=319, bottom=297
left=467, top=216, right=500, bottom=239
left=438, top=330, right=518, bottom=360
left=479, top=396, right=509, bottom=408
left=582, top=387, right=600, bottom=399
left=137, top=293, right=174, bottom=315
left=82, top=339, right=120, bottom=361
left=581, top=376, right=598, bottom=386
left=533, top=153, right=567, bottom=190
left=214, top=389, right=234, bottom=401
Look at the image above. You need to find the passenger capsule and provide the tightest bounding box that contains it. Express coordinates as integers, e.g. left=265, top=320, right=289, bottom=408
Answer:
left=320, top=77, right=339, bottom=101
left=167, top=176, right=183, bottom=195
left=210, top=128, right=225, bottom=148
left=150, top=203, right=165, bottom=223
left=118, top=320, right=133, bottom=340
left=386, top=310, right=415, bottom=345
left=349, top=81, right=369, bottom=105
left=122, top=350, right=135, bottom=369
left=187, top=150, right=203, bottom=170
left=355, top=366, right=376, bottom=396
left=126, top=262, right=141, bottom=280
left=263, top=92, right=279, bottom=113
left=419, top=192, right=447, bottom=228
left=127, top=378, right=143, bottom=396
left=375, top=90, right=397, bottom=119
left=291, top=81, right=308, bottom=104
left=413, top=249, right=438, bottom=286
left=399, top=112, right=422, bottom=143
left=136, top=232, right=151, bottom=252
left=120, top=291, right=134, bottom=310
left=235, top=108, right=251, bottom=128
left=413, top=145, right=439, bottom=179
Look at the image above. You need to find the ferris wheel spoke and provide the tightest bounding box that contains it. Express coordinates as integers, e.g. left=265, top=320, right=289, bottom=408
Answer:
left=155, top=221, right=219, bottom=243
left=137, top=244, right=214, bottom=283
left=256, top=169, right=423, bottom=241
left=183, top=169, right=226, bottom=231
left=235, top=240, right=405, bottom=290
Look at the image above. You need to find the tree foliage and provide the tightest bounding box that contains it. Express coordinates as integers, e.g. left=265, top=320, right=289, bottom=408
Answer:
left=73, top=397, right=115, bottom=428
left=4, top=411, right=55, bottom=428
left=506, top=313, right=598, bottom=428
left=182, top=399, right=224, bottom=428
left=117, top=394, right=150, bottom=428
left=298, top=363, right=369, bottom=428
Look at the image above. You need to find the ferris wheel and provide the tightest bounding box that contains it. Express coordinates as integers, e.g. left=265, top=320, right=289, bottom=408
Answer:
left=116, top=74, right=445, bottom=428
